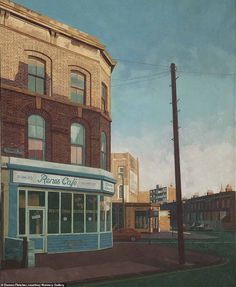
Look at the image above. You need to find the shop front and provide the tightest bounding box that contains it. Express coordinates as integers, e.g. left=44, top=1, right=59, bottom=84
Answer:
left=2, top=157, right=115, bottom=260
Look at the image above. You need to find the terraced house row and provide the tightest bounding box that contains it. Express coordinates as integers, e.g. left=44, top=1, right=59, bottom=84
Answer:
left=0, top=0, right=116, bottom=266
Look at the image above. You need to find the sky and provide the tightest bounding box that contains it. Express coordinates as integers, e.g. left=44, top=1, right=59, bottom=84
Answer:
left=15, top=0, right=236, bottom=197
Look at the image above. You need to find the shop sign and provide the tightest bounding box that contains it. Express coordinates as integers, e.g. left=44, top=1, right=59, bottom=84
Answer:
left=13, top=170, right=101, bottom=190
left=103, top=181, right=114, bottom=193
left=3, top=147, right=23, bottom=155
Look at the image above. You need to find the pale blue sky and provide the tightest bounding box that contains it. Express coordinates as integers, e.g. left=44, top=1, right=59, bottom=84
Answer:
left=14, top=0, right=236, bottom=195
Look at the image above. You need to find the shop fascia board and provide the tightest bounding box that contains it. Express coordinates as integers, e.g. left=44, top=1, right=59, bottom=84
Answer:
left=6, top=157, right=116, bottom=183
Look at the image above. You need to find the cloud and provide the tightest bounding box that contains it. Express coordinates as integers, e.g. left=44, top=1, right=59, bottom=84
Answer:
left=111, top=118, right=235, bottom=197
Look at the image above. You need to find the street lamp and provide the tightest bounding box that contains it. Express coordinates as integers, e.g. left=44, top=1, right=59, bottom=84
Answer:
left=118, top=172, right=125, bottom=228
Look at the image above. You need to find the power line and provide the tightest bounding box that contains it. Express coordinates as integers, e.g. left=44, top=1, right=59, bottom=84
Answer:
left=112, top=71, right=169, bottom=83
left=112, top=73, right=168, bottom=87
left=177, top=69, right=234, bottom=77
left=113, top=58, right=169, bottom=68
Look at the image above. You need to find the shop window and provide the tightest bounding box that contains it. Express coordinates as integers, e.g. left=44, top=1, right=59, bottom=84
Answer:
left=100, top=196, right=111, bottom=232
left=100, top=196, right=105, bottom=232
left=19, top=190, right=26, bottom=235
left=101, top=82, right=107, bottom=112
left=100, top=132, right=107, bottom=170
left=73, top=194, right=84, bottom=233
left=28, top=190, right=45, bottom=206
left=135, top=210, right=148, bottom=229
left=48, top=192, right=59, bottom=234
left=28, top=115, right=45, bottom=160
left=71, top=123, right=85, bottom=165
left=28, top=57, right=46, bottom=94
left=105, top=197, right=112, bottom=232
left=86, top=195, right=97, bottom=232
left=61, top=193, right=72, bottom=233
left=70, top=71, right=85, bottom=104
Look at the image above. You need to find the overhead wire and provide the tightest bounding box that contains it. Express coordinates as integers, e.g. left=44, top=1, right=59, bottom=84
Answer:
left=112, top=72, right=169, bottom=87
left=113, top=58, right=169, bottom=68
left=178, top=69, right=234, bottom=77
left=112, top=70, right=169, bottom=83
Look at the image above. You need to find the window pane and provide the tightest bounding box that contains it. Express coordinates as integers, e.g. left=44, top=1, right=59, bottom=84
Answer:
left=28, top=115, right=45, bottom=160
left=73, top=194, right=84, bottom=233
left=105, top=197, right=112, bottom=232
left=19, top=190, right=25, bottom=235
left=101, top=152, right=106, bottom=170
left=70, top=88, right=84, bottom=104
left=119, top=185, right=123, bottom=199
left=71, top=72, right=85, bottom=89
left=28, top=75, right=36, bottom=92
left=86, top=195, right=97, bottom=233
left=100, top=196, right=105, bottom=232
left=101, top=132, right=107, bottom=169
left=48, top=192, right=59, bottom=234
left=101, top=133, right=106, bottom=152
left=29, top=210, right=43, bottom=235
left=101, top=98, right=106, bottom=112
left=28, top=125, right=37, bottom=138
left=36, top=78, right=45, bottom=94
left=102, top=83, right=107, bottom=111
left=71, top=124, right=84, bottom=145
left=28, top=59, right=37, bottom=74
left=28, top=191, right=45, bottom=206
left=71, top=146, right=82, bottom=165
left=28, top=115, right=43, bottom=126
left=28, top=139, right=44, bottom=160
left=35, top=126, right=45, bottom=139
left=61, top=193, right=72, bottom=233
left=135, top=211, right=148, bottom=229
left=28, top=58, right=45, bottom=94
left=36, top=62, right=45, bottom=77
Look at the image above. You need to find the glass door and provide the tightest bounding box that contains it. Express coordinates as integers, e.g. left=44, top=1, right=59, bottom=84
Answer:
left=28, top=208, right=46, bottom=253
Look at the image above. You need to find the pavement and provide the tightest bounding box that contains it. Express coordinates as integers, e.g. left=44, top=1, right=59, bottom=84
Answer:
left=141, top=231, right=218, bottom=240
left=0, top=241, right=222, bottom=284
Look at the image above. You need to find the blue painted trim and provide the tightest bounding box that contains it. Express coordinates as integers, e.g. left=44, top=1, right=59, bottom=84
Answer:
left=8, top=183, right=18, bottom=237
left=8, top=164, right=116, bottom=183
left=12, top=183, right=114, bottom=195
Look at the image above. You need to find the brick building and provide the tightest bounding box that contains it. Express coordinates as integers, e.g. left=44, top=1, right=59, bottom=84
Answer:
left=0, top=0, right=116, bottom=265
left=111, top=152, right=139, bottom=203
left=183, top=189, right=236, bottom=230
left=111, top=154, right=171, bottom=232
left=150, top=184, right=176, bottom=204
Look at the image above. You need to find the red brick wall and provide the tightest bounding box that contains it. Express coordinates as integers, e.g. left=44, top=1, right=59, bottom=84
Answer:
left=1, top=87, right=111, bottom=170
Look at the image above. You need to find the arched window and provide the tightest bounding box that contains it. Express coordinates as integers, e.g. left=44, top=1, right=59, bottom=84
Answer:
left=28, top=115, right=45, bottom=160
left=100, top=132, right=107, bottom=170
left=70, top=72, right=86, bottom=105
left=28, top=57, right=46, bottom=95
left=101, top=82, right=107, bottom=112
left=71, top=123, right=85, bottom=165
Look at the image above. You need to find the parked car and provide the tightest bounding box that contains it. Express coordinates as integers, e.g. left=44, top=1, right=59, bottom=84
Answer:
left=188, top=223, right=213, bottom=231
left=113, top=228, right=141, bottom=242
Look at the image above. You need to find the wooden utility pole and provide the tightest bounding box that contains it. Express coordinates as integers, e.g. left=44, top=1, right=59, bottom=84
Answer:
left=170, top=63, right=185, bottom=264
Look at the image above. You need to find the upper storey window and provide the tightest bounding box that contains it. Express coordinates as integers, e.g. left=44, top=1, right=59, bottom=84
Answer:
left=101, top=83, right=107, bottom=112
left=71, top=123, right=85, bottom=165
left=28, top=57, right=46, bottom=95
left=70, top=72, right=86, bottom=105
left=28, top=115, right=45, bottom=160
left=100, top=132, right=107, bottom=170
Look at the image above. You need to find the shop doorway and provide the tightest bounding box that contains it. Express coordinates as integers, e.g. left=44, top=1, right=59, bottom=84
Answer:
left=28, top=208, right=46, bottom=253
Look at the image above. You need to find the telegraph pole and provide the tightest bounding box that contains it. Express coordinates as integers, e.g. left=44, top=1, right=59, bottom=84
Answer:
left=170, top=63, right=185, bottom=264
